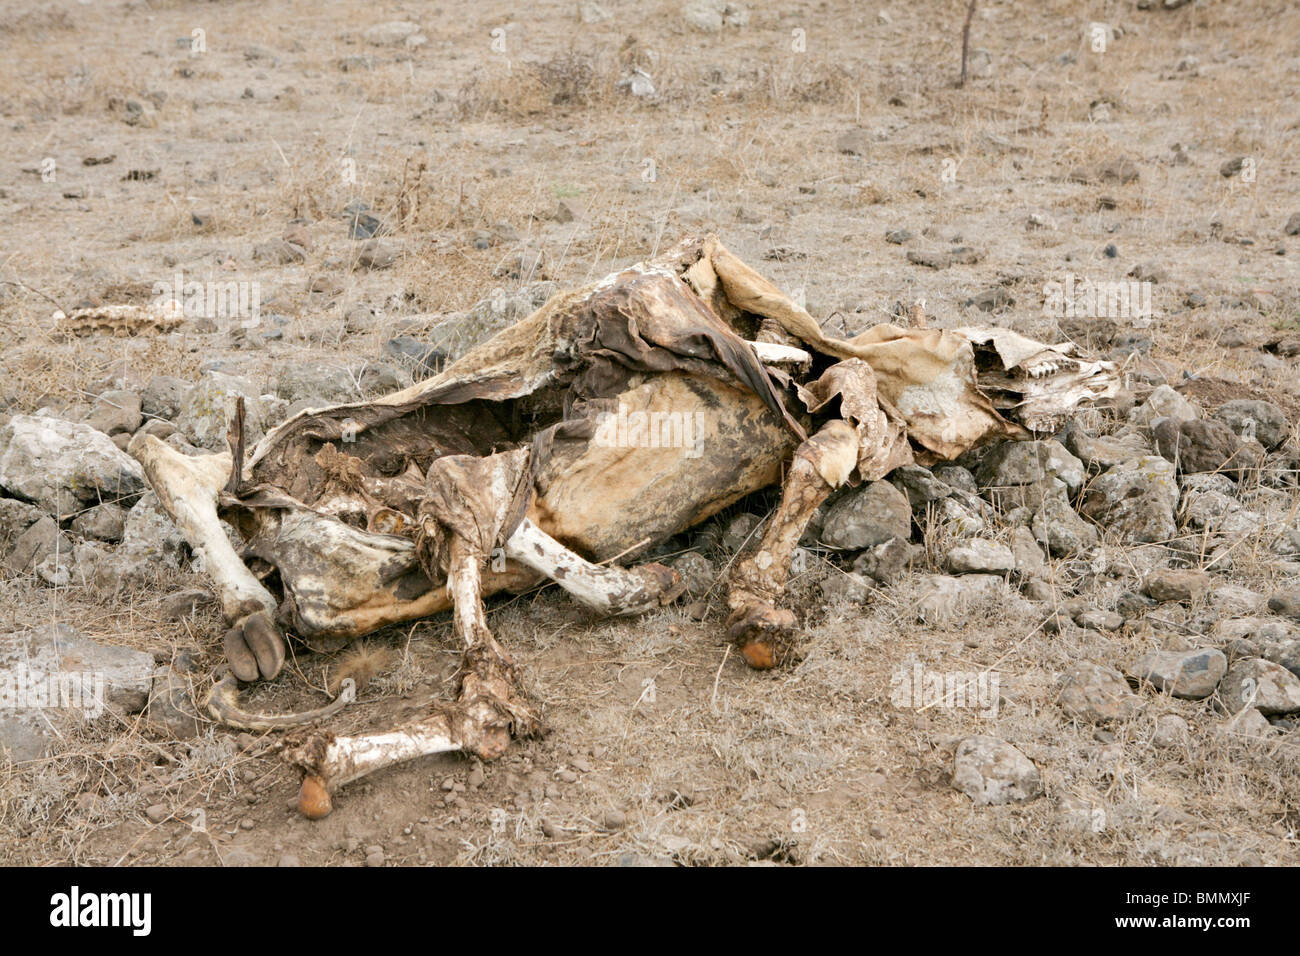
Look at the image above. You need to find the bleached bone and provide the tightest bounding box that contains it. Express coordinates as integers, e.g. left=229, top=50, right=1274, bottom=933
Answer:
left=128, top=433, right=276, bottom=624
left=285, top=533, right=534, bottom=817
left=749, top=340, right=813, bottom=366
left=502, top=517, right=682, bottom=615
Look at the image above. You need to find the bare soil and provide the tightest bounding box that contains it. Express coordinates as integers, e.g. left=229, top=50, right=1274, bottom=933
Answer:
left=1, top=0, right=1299, bottom=865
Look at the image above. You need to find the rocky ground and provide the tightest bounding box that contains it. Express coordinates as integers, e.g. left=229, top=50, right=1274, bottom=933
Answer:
left=2, top=0, right=1300, bottom=865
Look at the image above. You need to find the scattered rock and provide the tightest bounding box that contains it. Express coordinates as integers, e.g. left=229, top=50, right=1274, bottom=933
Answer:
left=1218, top=658, right=1300, bottom=715
left=669, top=552, right=715, bottom=598
left=1009, top=526, right=1046, bottom=579
left=145, top=665, right=201, bottom=738
left=3, top=516, right=67, bottom=573
left=1153, top=417, right=1259, bottom=476
left=821, top=571, right=872, bottom=604
left=0, top=622, right=155, bottom=714
left=275, top=362, right=357, bottom=404
left=976, top=439, right=1083, bottom=506
left=1211, top=399, right=1288, bottom=450
left=1142, top=568, right=1210, bottom=603
left=821, top=481, right=911, bottom=550
left=835, top=128, right=871, bottom=156
left=141, top=375, right=188, bottom=420
left=176, top=372, right=266, bottom=451
left=1076, top=609, right=1123, bottom=631
left=913, top=574, right=1006, bottom=623
left=0, top=414, right=146, bottom=517
left=160, top=589, right=215, bottom=621
left=252, top=239, right=306, bottom=265
left=1129, top=385, right=1200, bottom=428
left=1129, top=648, right=1226, bottom=699
left=1031, top=495, right=1098, bottom=557
left=84, top=389, right=143, bottom=437
left=951, top=736, right=1042, bottom=806
left=363, top=21, right=420, bottom=45
left=851, top=537, right=916, bottom=586
left=1078, top=456, right=1179, bottom=544
left=946, top=539, right=1015, bottom=575
left=1057, top=662, right=1143, bottom=722
left=70, top=502, right=126, bottom=542
left=721, top=513, right=765, bottom=553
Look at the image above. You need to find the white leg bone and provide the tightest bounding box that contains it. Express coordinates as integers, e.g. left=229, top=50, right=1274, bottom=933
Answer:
left=503, top=517, right=680, bottom=615
left=287, top=533, right=533, bottom=817
left=128, top=433, right=277, bottom=623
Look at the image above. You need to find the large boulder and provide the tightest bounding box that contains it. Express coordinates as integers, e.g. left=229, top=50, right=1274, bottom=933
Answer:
left=0, top=415, right=145, bottom=517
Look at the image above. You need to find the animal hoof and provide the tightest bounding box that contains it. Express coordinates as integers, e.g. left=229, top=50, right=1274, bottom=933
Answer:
left=298, top=774, right=333, bottom=819
left=223, top=612, right=286, bottom=682
left=726, top=605, right=796, bottom=670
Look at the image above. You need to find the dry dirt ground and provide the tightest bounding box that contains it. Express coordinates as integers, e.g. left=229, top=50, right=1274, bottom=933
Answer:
left=2, top=0, right=1300, bottom=866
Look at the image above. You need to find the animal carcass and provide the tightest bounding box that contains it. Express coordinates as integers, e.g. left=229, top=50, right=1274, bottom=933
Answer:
left=129, top=235, right=1116, bottom=816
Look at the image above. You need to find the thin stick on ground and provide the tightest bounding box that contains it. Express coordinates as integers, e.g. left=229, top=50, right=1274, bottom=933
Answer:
left=960, top=0, right=978, bottom=87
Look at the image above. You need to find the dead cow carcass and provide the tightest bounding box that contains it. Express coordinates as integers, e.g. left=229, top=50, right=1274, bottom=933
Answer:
left=128, top=235, right=1116, bottom=817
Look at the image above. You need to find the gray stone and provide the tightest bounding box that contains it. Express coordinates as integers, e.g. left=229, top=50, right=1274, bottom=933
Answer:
left=1212, top=584, right=1263, bottom=615
left=851, top=537, right=916, bottom=586
left=1153, top=417, right=1259, bottom=476
left=0, top=414, right=146, bottom=517
left=1078, top=456, right=1179, bottom=544
left=913, top=574, right=1006, bottom=623
left=1129, top=384, right=1200, bottom=428
left=145, top=665, right=201, bottom=738
left=252, top=239, right=306, bottom=265
left=176, top=372, right=267, bottom=451
left=1129, top=648, right=1226, bottom=699
left=0, top=622, right=155, bottom=715
left=820, top=571, right=872, bottom=604
left=669, top=552, right=715, bottom=598
left=1212, top=400, right=1288, bottom=450
left=364, top=20, right=420, bottom=45
left=70, top=502, right=126, bottom=542
left=1057, top=662, right=1143, bottom=722
left=721, top=513, right=765, bottom=553
left=141, top=375, right=188, bottom=420
left=889, top=465, right=952, bottom=508
left=1152, top=714, right=1188, bottom=748
left=1009, top=526, right=1046, bottom=578
left=1219, top=658, right=1300, bottom=715
left=821, top=480, right=911, bottom=550
left=84, top=389, right=143, bottom=436
left=160, top=588, right=215, bottom=621
left=933, top=497, right=987, bottom=537
left=275, top=362, right=357, bottom=404
left=1076, top=609, right=1123, bottom=631
left=120, top=492, right=188, bottom=571
left=946, top=539, right=1015, bottom=575
left=1142, top=568, right=1210, bottom=603
left=1060, top=422, right=1149, bottom=471
left=932, top=465, right=978, bottom=494
left=682, top=0, right=724, bottom=32
left=976, top=440, right=1084, bottom=495
left=4, top=516, right=67, bottom=573
left=1031, top=495, right=1098, bottom=557
left=951, top=736, right=1042, bottom=806
left=0, top=497, right=44, bottom=548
